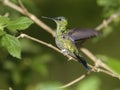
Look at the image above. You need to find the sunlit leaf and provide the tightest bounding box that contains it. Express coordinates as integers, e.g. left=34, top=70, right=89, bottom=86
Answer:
left=1, top=34, right=21, bottom=59
left=7, top=17, right=33, bottom=31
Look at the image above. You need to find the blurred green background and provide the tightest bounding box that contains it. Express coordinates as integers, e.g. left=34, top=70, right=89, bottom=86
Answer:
left=0, top=0, right=120, bottom=90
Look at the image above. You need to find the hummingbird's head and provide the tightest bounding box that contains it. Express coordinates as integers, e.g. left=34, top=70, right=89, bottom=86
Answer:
left=53, top=17, right=68, bottom=26
left=42, top=16, right=68, bottom=27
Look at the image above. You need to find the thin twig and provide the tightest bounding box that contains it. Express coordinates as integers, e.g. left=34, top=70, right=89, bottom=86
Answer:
left=18, top=0, right=28, bottom=13
left=18, top=33, right=60, bottom=53
left=95, top=11, right=120, bottom=31
left=59, top=73, right=87, bottom=88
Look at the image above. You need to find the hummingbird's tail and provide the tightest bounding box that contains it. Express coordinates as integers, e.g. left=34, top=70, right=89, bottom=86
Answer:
left=75, top=54, right=91, bottom=71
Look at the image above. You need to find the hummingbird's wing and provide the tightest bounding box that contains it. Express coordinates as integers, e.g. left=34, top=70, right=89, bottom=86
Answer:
left=68, top=28, right=101, bottom=43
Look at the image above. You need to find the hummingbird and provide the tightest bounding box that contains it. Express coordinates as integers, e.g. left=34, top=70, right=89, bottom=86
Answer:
left=42, top=16, right=101, bottom=71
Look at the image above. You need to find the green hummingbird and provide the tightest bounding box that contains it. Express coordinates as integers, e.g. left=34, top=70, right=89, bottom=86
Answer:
left=42, top=16, right=100, bottom=71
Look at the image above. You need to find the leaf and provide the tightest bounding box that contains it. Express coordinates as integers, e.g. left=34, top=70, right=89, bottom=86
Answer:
left=7, top=17, right=33, bottom=31
left=1, top=34, right=21, bottom=59
left=0, top=16, right=10, bottom=25
left=77, top=76, right=101, bottom=90
left=0, top=16, right=10, bottom=30
left=0, top=30, right=6, bottom=36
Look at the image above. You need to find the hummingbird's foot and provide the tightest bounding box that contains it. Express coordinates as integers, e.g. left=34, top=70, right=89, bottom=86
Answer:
left=61, top=49, right=68, bottom=56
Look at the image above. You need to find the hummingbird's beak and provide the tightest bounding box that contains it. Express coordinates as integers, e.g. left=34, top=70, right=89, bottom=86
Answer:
left=42, top=16, right=54, bottom=20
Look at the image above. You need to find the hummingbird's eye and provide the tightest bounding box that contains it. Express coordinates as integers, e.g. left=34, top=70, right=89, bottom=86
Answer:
left=57, top=18, right=62, bottom=21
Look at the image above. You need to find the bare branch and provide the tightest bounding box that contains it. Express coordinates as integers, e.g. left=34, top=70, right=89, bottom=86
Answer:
left=1, top=0, right=24, bottom=14
left=80, top=48, right=120, bottom=78
left=1, top=0, right=120, bottom=35
left=95, top=11, right=120, bottom=31
left=18, top=33, right=60, bottom=52
left=80, top=48, right=112, bottom=71
left=59, top=64, right=120, bottom=88
left=18, top=33, right=75, bottom=61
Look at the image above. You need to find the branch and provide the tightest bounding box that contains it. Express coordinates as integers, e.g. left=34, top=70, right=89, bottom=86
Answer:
left=0, top=0, right=55, bottom=36
left=95, top=11, right=120, bottom=31
left=80, top=48, right=120, bottom=79
left=80, top=48, right=114, bottom=72
left=1, top=0, right=120, bottom=36
left=59, top=67, right=120, bottom=89
left=18, top=33, right=76, bottom=61
left=1, top=0, right=120, bottom=88
left=18, top=33, right=60, bottom=53
left=18, top=33, right=120, bottom=88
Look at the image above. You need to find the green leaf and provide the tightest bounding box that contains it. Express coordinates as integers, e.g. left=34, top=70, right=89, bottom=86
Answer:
left=0, top=16, right=10, bottom=30
left=0, top=16, right=10, bottom=25
left=1, top=34, right=21, bottom=59
left=77, top=76, right=101, bottom=90
left=0, top=30, right=6, bottom=36
left=7, top=17, right=33, bottom=31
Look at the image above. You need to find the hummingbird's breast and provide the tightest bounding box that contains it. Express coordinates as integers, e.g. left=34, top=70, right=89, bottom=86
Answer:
left=55, top=35, right=67, bottom=50
left=55, top=33, right=78, bottom=58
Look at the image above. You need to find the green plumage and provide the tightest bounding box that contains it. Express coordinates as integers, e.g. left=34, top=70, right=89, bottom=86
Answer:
left=42, top=16, right=100, bottom=71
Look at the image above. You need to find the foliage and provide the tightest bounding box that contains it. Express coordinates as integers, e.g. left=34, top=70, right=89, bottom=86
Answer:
left=97, top=0, right=120, bottom=17
left=97, top=0, right=120, bottom=37
left=1, top=34, right=21, bottom=59
left=0, top=16, right=33, bottom=58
